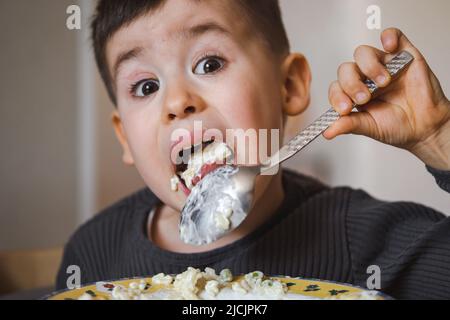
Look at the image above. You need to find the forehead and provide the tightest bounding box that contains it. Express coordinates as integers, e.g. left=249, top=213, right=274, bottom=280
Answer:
left=106, top=0, right=252, bottom=78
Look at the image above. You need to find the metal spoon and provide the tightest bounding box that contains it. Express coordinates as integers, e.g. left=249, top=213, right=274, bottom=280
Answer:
left=180, top=50, right=414, bottom=245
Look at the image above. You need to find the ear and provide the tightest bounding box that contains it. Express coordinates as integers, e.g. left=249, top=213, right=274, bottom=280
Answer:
left=281, top=53, right=312, bottom=116
left=111, top=111, right=135, bottom=166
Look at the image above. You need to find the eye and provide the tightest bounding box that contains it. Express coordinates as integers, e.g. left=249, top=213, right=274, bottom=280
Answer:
left=193, top=56, right=225, bottom=75
left=131, top=79, right=160, bottom=97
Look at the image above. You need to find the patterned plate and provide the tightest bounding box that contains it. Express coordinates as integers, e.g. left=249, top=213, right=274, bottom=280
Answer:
left=45, top=275, right=391, bottom=300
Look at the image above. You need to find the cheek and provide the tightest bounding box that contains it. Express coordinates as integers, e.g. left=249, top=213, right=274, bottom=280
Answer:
left=214, top=74, right=284, bottom=163
left=220, top=63, right=283, bottom=129
left=220, top=90, right=277, bottom=127
left=121, top=111, right=163, bottom=180
left=120, top=109, right=185, bottom=210
left=122, top=110, right=154, bottom=158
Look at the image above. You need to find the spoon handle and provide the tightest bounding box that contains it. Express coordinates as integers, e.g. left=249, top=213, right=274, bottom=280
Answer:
left=262, top=50, right=414, bottom=173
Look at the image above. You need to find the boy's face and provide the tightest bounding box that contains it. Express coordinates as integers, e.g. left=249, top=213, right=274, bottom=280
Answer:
left=106, top=0, right=309, bottom=211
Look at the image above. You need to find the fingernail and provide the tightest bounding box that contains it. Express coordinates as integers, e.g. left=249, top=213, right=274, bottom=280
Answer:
left=339, top=102, right=350, bottom=113
left=384, top=39, right=394, bottom=49
left=356, top=92, right=369, bottom=104
left=376, top=75, right=388, bottom=86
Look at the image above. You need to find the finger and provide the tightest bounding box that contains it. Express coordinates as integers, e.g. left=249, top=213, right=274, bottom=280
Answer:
left=323, top=109, right=379, bottom=140
left=337, top=62, right=372, bottom=105
left=353, top=45, right=391, bottom=88
left=328, top=81, right=354, bottom=115
left=381, top=28, right=425, bottom=62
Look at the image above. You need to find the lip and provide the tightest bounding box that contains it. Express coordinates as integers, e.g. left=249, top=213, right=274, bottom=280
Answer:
left=178, top=179, right=191, bottom=196
left=170, top=136, right=184, bottom=154
left=169, top=127, right=210, bottom=162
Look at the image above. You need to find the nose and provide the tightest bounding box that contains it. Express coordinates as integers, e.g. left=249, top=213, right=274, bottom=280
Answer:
left=161, top=80, right=206, bottom=122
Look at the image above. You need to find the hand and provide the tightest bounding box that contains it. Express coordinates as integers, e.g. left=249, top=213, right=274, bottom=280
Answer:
left=324, top=28, right=450, bottom=170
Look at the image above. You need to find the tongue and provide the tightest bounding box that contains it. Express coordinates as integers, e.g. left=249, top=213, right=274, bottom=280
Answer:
left=191, top=163, right=223, bottom=187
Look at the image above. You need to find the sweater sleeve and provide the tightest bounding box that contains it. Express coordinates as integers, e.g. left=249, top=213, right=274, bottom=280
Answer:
left=426, top=165, right=450, bottom=193
left=346, top=189, right=450, bottom=299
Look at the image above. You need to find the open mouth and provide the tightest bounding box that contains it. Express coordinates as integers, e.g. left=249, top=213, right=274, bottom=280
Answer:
left=171, top=138, right=233, bottom=196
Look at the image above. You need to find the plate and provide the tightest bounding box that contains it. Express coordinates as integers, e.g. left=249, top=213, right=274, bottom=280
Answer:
left=45, top=275, right=391, bottom=300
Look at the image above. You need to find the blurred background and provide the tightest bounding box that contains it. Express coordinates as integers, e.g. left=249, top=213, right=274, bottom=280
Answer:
left=0, top=0, right=449, bottom=297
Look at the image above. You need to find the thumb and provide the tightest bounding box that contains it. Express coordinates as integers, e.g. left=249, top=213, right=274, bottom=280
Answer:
left=323, top=109, right=380, bottom=140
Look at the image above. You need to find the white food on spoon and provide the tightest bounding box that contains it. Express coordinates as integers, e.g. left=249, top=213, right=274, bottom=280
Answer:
left=179, top=165, right=245, bottom=245
left=214, top=207, right=233, bottom=230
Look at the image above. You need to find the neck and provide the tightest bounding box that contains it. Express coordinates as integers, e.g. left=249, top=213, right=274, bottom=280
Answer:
left=149, top=170, right=285, bottom=253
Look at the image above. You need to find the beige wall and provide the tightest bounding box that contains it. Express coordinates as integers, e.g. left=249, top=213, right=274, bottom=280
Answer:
left=0, top=0, right=78, bottom=250
left=0, top=0, right=145, bottom=252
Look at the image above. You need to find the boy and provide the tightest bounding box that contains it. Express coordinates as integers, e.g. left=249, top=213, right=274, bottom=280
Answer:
left=56, top=0, right=450, bottom=299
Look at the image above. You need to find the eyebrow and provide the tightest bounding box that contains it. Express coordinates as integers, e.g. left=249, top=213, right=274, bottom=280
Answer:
left=112, top=21, right=230, bottom=81
left=181, top=21, right=230, bottom=40
left=112, top=46, right=145, bottom=81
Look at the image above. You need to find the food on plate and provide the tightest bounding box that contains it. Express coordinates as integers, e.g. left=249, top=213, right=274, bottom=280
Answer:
left=73, top=267, right=382, bottom=300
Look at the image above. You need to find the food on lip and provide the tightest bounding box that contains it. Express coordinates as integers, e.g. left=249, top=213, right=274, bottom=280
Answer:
left=170, top=175, right=180, bottom=192
left=173, top=140, right=233, bottom=192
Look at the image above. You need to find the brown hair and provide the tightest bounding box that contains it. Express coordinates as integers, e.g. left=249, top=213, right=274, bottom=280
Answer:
left=91, top=0, right=290, bottom=105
